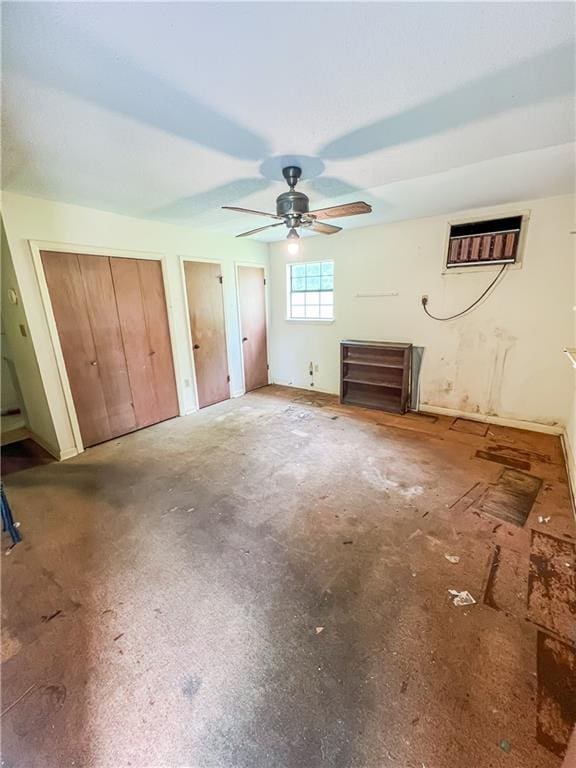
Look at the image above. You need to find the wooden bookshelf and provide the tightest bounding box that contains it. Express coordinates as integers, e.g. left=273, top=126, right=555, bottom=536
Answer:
left=340, top=340, right=412, bottom=414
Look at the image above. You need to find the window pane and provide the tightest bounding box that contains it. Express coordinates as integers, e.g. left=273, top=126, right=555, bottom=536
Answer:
left=292, top=277, right=305, bottom=292
left=320, top=305, right=334, bottom=319
left=291, top=264, right=306, bottom=278
left=305, top=304, right=320, bottom=319
left=305, top=291, right=320, bottom=305
left=291, top=293, right=305, bottom=305
left=306, top=275, right=321, bottom=291
left=291, top=304, right=305, bottom=318
left=320, top=275, right=333, bottom=290
left=305, top=262, right=321, bottom=277
left=320, top=291, right=333, bottom=305
left=321, top=261, right=334, bottom=275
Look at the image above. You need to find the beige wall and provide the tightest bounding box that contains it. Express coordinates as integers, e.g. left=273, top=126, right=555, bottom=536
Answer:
left=269, top=194, right=575, bottom=433
left=1, top=192, right=267, bottom=458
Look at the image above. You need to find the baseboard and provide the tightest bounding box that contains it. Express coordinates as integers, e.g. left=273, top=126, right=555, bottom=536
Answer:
left=271, top=379, right=338, bottom=396
left=28, top=430, right=79, bottom=461
left=561, top=429, right=576, bottom=519
left=419, top=404, right=563, bottom=436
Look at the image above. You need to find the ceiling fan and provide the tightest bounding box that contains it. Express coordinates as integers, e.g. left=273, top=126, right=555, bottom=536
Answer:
left=222, top=166, right=372, bottom=250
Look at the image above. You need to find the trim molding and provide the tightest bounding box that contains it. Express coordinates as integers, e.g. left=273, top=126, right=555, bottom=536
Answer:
left=561, top=429, right=576, bottom=518
left=28, top=430, right=78, bottom=461
left=419, top=403, right=562, bottom=435
left=271, top=379, right=337, bottom=396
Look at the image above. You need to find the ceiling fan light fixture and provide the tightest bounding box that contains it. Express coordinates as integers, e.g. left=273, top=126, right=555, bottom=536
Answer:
left=287, top=227, right=300, bottom=255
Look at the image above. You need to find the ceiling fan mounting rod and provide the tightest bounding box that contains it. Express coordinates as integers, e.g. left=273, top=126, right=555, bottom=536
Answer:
left=282, top=165, right=302, bottom=189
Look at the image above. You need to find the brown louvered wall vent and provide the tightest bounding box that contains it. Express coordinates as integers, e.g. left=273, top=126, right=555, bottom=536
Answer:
left=446, top=216, right=522, bottom=268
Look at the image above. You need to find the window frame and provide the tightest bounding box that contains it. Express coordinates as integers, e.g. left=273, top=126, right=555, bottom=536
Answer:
left=286, top=260, right=335, bottom=323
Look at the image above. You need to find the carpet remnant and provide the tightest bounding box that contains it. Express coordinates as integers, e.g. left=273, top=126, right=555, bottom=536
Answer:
left=536, top=632, right=576, bottom=757
left=528, top=531, right=576, bottom=643
left=471, top=468, right=542, bottom=526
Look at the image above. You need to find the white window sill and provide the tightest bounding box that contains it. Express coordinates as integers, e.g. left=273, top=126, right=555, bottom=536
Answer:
left=285, top=318, right=335, bottom=324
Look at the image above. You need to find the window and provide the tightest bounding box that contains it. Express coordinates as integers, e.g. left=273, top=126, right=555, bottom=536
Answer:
left=288, top=261, right=334, bottom=320
left=446, top=216, right=522, bottom=268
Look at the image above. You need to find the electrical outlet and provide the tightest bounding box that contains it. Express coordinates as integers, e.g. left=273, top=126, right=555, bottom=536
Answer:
left=421, top=294, right=429, bottom=304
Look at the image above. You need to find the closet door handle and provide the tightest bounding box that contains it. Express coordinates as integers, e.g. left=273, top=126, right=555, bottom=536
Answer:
left=242, top=337, right=248, bottom=342
left=90, top=360, right=98, bottom=366
left=193, top=344, right=200, bottom=350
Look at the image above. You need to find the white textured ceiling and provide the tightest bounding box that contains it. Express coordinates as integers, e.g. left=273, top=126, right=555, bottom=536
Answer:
left=2, top=2, right=575, bottom=240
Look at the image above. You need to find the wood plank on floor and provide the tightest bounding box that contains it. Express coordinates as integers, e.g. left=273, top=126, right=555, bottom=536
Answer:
left=471, top=467, right=542, bottom=526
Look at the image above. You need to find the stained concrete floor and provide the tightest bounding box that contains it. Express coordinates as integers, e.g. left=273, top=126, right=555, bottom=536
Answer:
left=1, top=385, right=575, bottom=768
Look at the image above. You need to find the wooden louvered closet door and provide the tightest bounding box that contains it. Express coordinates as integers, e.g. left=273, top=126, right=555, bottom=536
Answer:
left=41, top=251, right=178, bottom=447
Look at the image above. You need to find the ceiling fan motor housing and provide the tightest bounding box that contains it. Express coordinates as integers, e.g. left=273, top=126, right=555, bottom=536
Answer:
left=276, top=188, right=310, bottom=219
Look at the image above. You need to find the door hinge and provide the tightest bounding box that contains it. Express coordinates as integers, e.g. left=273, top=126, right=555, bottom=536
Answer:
left=218, top=275, right=223, bottom=284
left=267, top=364, right=270, bottom=370
left=227, top=374, right=230, bottom=382
left=263, top=278, right=267, bottom=285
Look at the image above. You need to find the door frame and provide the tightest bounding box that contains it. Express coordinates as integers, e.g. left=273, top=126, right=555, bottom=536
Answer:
left=179, top=255, right=233, bottom=410
left=29, top=239, right=185, bottom=455
left=234, top=261, right=270, bottom=394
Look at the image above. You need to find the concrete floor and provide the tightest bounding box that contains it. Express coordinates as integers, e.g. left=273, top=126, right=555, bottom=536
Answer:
left=1, top=385, right=575, bottom=768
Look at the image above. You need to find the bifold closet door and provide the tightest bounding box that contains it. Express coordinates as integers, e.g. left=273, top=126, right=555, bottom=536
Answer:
left=110, top=258, right=179, bottom=427
left=237, top=265, right=269, bottom=392
left=41, top=251, right=136, bottom=446
left=41, top=251, right=179, bottom=447
left=183, top=261, right=230, bottom=408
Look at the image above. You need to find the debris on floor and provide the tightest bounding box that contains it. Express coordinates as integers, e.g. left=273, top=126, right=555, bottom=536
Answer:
left=315, top=627, right=324, bottom=634
left=444, top=554, right=460, bottom=564
left=499, top=739, right=512, bottom=753
left=537, top=515, right=551, bottom=524
left=448, top=589, right=476, bottom=607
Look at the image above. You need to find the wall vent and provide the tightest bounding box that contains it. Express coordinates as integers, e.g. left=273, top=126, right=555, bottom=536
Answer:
left=446, top=215, right=522, bottom=268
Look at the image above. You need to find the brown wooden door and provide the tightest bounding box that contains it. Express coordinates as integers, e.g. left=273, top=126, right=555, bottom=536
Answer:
left=135, top=259, right=179, bottom=421
left=110, top=258, right=179, bottom=427
left=237, top=265, right=268, bottom=392
left=183, top=261, right=230, bottom=408
left=41, top=251, right=136, bottom=446
left=42, top=251, right=179, bottom=447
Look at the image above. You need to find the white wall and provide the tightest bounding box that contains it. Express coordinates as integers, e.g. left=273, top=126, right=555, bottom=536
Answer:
left=1, top=220, right=54, bottom=441
left=563, top=234, right=576, bottom=498
left=269, top=195, right=575, bottom=432
left=1, top=192, right=267, bottom=458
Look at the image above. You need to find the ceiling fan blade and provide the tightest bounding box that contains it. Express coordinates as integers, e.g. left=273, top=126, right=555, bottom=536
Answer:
left=309, top=221, right=342, bottom=235
left=309, top=201, right=372, bottom=219
left=236, top=222, right=286, bottom=238
left=223, top=206, right=282, bottom=220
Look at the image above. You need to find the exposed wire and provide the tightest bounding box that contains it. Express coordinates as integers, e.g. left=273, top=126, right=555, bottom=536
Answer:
left=421, top=264, right=508, bottom=321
